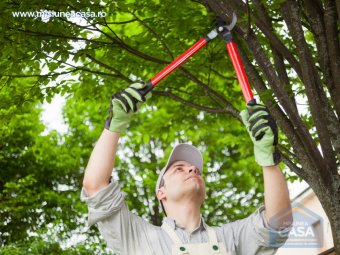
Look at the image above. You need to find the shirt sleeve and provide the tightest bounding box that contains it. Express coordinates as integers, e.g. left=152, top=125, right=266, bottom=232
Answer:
left=80, top=180, right=125, bottom=226
left=221, top=205, right=292, bottom=255
left=80, top=180, right=157, bottom=255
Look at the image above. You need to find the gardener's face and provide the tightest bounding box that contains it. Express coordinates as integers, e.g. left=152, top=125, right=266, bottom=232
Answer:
left=160, top=160, right=206, bottom=205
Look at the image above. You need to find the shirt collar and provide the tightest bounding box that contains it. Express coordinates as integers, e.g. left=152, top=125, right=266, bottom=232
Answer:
left=163, top=216, right=207, bottom=232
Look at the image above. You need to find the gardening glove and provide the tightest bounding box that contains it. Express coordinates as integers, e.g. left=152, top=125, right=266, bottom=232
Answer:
left=240, top=103, right=281, bottom=166
left=104, top=82, right=151, bottom=133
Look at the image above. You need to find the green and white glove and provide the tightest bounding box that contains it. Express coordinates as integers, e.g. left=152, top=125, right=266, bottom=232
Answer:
left=105, top=82, right=151, bottom=133
left=240, top=103, right=281, bottom=166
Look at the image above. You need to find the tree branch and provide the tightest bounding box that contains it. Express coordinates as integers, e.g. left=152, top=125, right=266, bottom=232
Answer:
left=17, top=28, right=112, bottom=45
left=252, top=0, right=298, bottom=112
left=236, top=37, right=324, bottom=177
left=203, top=0, right=304, bottom=80
left=131, top=13, right=174, bottom=60
left=101, top=18, right=138, bottom=25
left=302, top=0, right=340, bottom=118
left=281, top=0, right=337, bottom=177
left=324, top=0, right=340, bottom=116
left=210, top=68, right=235, bottom=81
left=201, top=0, right=327, bottom=176
left=302, top=0, right=340, bottom=156
left=17, top=29, right=168, bottom=65
left=178, top=68, right=239, bottom=117
left=57, top=17, right=99, bottom=32
left=86, top=19, right=170, bottom=65
left=153, top=90, right=240, bottom=118
left=84, top=54, right=132, bottom=83
left=0, top=70, right=77, bottom=78
left=279, top=146, right=309, bottom=182
left=237, top=31, right=323, bottom=161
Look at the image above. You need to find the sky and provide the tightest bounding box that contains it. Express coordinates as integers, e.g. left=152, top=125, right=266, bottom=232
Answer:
left=41, top=94, right=68, bottom=135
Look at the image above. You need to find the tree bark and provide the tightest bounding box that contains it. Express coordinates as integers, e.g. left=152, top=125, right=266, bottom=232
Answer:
left=202, top=0, right=340, bottom=252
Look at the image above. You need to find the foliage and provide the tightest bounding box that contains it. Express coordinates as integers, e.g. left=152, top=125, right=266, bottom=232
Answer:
left=0, top=81, right=100, bottom=249
left=1, top=0, right=339, bottom=253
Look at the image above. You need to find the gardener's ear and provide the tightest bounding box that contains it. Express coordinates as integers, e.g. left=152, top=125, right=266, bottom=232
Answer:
left=156, top=187, right=166, bottom=200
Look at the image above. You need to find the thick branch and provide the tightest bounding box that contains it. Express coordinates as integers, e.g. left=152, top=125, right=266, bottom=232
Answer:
left=238, top=31, right=324, bottom=163
left=236, top=41, right=321, bottom=180
left=202, top=0, right=327, bottom=176
left=281, top=0, right=337, bottom=176
left=306, top=0, right=340, bottom=155
left=252, top=0, right=298, bottom=112
left=336, top=0, right=340, bottom=23
left=202, top=0, right=303, bottom=80
left=324, top=0, right=340, bottom=116
left=302, top=0, right=340, bottom=118
left=250, top=18, right=303, bottom=81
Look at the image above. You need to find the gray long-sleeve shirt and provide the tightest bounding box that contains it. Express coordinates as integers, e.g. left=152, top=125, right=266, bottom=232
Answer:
left=81, top=180, right=291, bottom=255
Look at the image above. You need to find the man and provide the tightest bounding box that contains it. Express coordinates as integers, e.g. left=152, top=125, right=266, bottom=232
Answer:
left=81, top=83, right=292, bottom=255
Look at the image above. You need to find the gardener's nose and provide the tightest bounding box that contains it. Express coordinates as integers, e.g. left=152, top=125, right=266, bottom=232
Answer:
left=188, top=165, right=198, bottom=174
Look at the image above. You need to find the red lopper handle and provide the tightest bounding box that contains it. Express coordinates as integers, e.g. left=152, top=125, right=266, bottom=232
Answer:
left=150, top=38, right=209, bottom=87
left=139, top=37, right=212, bottom=97
left=226, top=41, right=255, bottom=104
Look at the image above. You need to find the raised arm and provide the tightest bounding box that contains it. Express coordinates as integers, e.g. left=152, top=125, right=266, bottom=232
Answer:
left=262, top=164, right=292, bottom=229
left=83, top=130, right=120, bottom=196
left=240, top=104, right=292, bottom=230
left=82, top=82, right=151, bottom=196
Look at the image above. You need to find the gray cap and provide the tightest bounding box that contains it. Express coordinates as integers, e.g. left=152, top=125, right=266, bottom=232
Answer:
left=155, top=143, right=203, bottom=193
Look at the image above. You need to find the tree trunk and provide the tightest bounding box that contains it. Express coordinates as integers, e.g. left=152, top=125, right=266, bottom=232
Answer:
left=309, top=173, right=340, bottom=255
left=202, top=0, right=340, bottom=253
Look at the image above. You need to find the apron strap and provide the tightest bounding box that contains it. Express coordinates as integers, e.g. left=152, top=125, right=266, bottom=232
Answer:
left=206, top=225, right=222, bottom=253
left=162, top=222, right=224, bottom=254
left=161, top=222, right=183, bottom=245
left=206, top=226, right=218, bottom=244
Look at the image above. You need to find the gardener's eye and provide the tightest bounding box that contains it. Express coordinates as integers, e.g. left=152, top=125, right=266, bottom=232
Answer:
left=173, top=165, right=185, bottom=172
